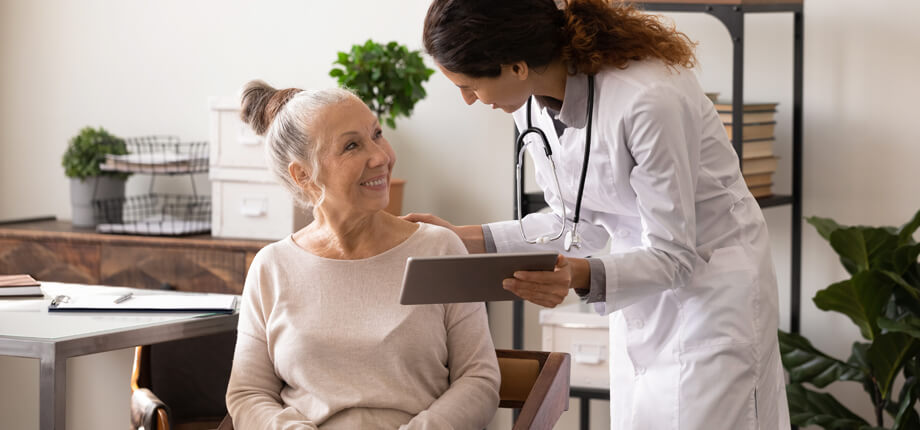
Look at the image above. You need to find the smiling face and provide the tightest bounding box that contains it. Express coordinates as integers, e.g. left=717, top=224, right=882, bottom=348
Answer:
left=296, top=97, right=395, bottom=216
left=438, top=62, right=533, bottom=113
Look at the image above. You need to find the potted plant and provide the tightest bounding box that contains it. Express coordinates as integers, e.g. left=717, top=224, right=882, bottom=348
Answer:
left=779, top=208, right=920, bottom=429
left=62, top=126, right=131, bottom=227
left=329, top=39, right=435, bottom=215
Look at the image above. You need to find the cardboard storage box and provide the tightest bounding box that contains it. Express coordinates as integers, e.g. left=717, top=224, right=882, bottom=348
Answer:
left=539, top=302, right=610, bottom=389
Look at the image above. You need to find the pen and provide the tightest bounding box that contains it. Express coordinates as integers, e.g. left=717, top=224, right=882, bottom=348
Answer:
left=113, top=292, right=133, bottom=304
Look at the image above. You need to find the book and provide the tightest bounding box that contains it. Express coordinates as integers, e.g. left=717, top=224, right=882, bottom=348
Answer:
left=724, top=122, right=776, bottom=141
left=713, top=101, right=779, bottom=112
left=0, top=274, right=43, bottom=297
left=742, top=140, right=775, bottom=159
left=719, top=110, right=777, bottom=124
left=749, top=184, right=774, bottom=199
left=741, top=157, right=779, bottom=175
left=744, top=172, right=774, bottom=187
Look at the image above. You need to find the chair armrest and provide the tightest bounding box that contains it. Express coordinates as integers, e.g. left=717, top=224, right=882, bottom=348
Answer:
left=514, top=352, right=570, bottom=430
left=131, top=387, right=170, bottom=430
left=217, top=414, right=234, bottom=430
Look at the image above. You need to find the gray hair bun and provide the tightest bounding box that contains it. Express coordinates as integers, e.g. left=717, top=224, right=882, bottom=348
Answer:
left=240, top=79, right=301, bottom=136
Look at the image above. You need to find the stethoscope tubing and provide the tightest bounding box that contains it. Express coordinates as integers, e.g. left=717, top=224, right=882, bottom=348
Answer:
left=515, top=75, right=595, bottom=251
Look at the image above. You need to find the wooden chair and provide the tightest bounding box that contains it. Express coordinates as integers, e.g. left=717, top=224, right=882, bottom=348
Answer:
left=216, top=349, right=570, bottom=430
left=131, top=332, right=237, bottom=430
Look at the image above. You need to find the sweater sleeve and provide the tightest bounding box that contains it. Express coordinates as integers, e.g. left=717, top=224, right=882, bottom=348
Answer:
left=225, top=253, right=319, bottom=430
left=400, top=226, right=500, bottom=429
left=401, top=302, right=501, bottom=430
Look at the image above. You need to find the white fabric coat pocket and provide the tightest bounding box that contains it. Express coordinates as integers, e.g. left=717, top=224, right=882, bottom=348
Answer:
left=677, top=245, right=758, bottom=350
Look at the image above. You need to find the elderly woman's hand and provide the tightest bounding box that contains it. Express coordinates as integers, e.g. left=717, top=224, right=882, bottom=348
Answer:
left=402, top=213, right=486, bottom=254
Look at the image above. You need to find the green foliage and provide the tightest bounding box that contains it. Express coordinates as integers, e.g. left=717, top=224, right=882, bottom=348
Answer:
left=61, top=126, right=129, bottom=180
left=779, top=209, right=920, bottom=429
left=329, top=39, right=435, bottom=129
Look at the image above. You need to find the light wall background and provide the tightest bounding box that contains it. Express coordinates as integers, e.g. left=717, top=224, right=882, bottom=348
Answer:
left=1, top=0, right=919, bottom=429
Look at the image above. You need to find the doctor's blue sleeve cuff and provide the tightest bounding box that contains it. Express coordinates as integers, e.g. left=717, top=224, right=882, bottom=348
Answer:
left=484, top=223, right=606, bottom=303
left=481, top=225, right=497, bottom=254
left=578, top=258, right=607, bottom=304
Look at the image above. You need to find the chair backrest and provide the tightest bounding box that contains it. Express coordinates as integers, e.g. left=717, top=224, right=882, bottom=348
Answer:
left=217, top=349, right=571, bottom=430
left=496, top=349, right=570, bottom=430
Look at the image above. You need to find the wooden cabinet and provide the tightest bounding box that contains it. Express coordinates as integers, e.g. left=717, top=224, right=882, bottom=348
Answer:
left=0, top=219, right=268, bottom=294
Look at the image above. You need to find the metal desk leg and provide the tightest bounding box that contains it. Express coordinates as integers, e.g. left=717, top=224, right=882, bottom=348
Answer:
left=580, top=397, right=590, bottom=430
left=39, top=347, right=66, bottom=430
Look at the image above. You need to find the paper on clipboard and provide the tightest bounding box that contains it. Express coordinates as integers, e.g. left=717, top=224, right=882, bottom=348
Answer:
left=48, top=293, right=238, bottom=313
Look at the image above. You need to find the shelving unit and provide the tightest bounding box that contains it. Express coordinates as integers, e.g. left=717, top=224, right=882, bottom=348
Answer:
left=95, top=136, right=211, bottom=236
left=511, top=2, right=803, bottom=428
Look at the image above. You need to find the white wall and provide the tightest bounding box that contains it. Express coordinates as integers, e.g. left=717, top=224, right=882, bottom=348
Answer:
left=2, top=0, right=920, bottom=429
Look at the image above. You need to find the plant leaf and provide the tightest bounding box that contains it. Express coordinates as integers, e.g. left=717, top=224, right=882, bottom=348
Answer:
left=892, top=357, right=920, bottom=430
left=867, top=332, right=918, bottom=399
left=899, top=209, right=920, bottom=245
left=878, top=316, right=920, bottom=339
left=814, top=271, right=894, bottom=341
left=807, top=216, right=844, bottom=242
left=829, top=227, right=899, bottom=274
left=786, top=383, right=869, bottom=428
left=779, top=331, right=867, bottom=387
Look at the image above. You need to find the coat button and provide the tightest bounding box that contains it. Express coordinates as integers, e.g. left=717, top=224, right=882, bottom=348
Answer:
left=616, top=229, right=630, bottom=238
left=635, top=366, right=646, bottom=376
left=633, top=319, right=644, bottom=329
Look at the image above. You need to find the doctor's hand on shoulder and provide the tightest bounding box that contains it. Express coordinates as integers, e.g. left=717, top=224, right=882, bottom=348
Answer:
left=403, top=213, right=587, bottom=308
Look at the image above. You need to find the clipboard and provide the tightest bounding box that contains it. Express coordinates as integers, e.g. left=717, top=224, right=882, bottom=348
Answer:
left=399, top=252, right=558, bottom=305
left=48, top=293, right=238, bottom=313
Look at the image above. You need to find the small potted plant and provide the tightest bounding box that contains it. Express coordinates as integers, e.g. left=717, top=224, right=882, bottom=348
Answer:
left=329, top=39, right=434, bottom=215
left=62, top=126, right=131, bottom=227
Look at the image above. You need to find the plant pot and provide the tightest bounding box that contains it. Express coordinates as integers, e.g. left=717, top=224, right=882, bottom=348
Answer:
left=70, top=176, right=126, bottom=227
left=385, top=178, right=406, bottom=216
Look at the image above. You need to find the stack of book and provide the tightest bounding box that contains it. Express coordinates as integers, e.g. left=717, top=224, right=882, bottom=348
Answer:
left=714, top=101, right=779, bottom=199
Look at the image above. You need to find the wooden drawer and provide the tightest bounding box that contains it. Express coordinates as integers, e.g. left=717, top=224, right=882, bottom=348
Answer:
left=0, top=238, right=100, bottom=284
left=100, top=244, right=246, bottom=294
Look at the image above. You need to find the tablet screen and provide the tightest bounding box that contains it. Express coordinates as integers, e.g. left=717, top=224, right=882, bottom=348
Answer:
left=399, top=252, right=558, bottom=305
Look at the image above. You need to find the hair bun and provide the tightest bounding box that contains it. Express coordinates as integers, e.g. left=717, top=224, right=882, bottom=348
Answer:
left=240, top=80, right=301, bottom=136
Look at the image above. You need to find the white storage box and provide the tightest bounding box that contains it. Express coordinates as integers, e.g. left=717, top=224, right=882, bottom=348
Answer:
left=540, top=303, right=610, bottom=389
left=209, top=97, right=269, bottom=169
left=210, top=167, right=312, bottom=240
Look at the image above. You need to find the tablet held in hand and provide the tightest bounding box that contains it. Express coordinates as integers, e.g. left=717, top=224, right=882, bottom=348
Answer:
left=399, top=252, right=557, bottom=305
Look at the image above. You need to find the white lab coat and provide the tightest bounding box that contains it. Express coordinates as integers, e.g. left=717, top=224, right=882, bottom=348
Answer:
left=486, top=60, right=790, bottom=429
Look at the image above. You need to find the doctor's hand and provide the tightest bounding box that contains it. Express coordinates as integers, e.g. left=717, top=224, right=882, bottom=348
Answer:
left=503, top=255, right=582, bottom=308
left=402, top=213, right=486, bottom=254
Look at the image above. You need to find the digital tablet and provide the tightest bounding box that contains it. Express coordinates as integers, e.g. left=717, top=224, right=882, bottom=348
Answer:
left=399, top=252, right=558, bottom=305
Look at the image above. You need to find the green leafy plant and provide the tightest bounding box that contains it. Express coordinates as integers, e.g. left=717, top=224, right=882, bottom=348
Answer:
left=62, top=126, right=130, bottom=180
left=329, top=39, right=434, bottom=129
left=779, top=208, right=920, bottom=429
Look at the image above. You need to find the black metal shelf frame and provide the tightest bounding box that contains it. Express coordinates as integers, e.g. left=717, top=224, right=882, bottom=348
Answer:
left=511, top=3, right=804, bottom=429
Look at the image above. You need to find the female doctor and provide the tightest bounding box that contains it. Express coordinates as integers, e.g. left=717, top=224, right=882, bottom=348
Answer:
left=407, top=0, right=791, bottom=428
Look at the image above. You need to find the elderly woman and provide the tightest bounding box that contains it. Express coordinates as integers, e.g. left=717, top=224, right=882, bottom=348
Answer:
left=225, top=80, right=500, bottom=429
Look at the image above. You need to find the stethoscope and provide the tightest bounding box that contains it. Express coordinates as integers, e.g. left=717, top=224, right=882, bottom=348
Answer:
left=515, top=75, right=594, bottom=252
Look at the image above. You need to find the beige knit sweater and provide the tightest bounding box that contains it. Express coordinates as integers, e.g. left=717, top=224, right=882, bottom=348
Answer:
left=226, top=223, right=500, bottom=429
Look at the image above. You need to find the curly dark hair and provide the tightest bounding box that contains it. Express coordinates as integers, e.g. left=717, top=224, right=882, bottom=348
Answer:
left=423, top=0, right=696, bottom=78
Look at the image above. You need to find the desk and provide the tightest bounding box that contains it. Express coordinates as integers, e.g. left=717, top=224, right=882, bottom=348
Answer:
left=0, top=282, right=239, bottom=430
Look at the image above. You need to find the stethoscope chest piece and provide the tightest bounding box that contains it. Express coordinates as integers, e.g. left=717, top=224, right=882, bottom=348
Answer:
left=564, top=226, right=580, bottom=252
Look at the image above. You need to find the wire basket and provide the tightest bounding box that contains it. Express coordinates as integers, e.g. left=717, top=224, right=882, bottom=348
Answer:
left=99, top=136, right=209, bottom=175
left=93, top=194, right=211, bottom=236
